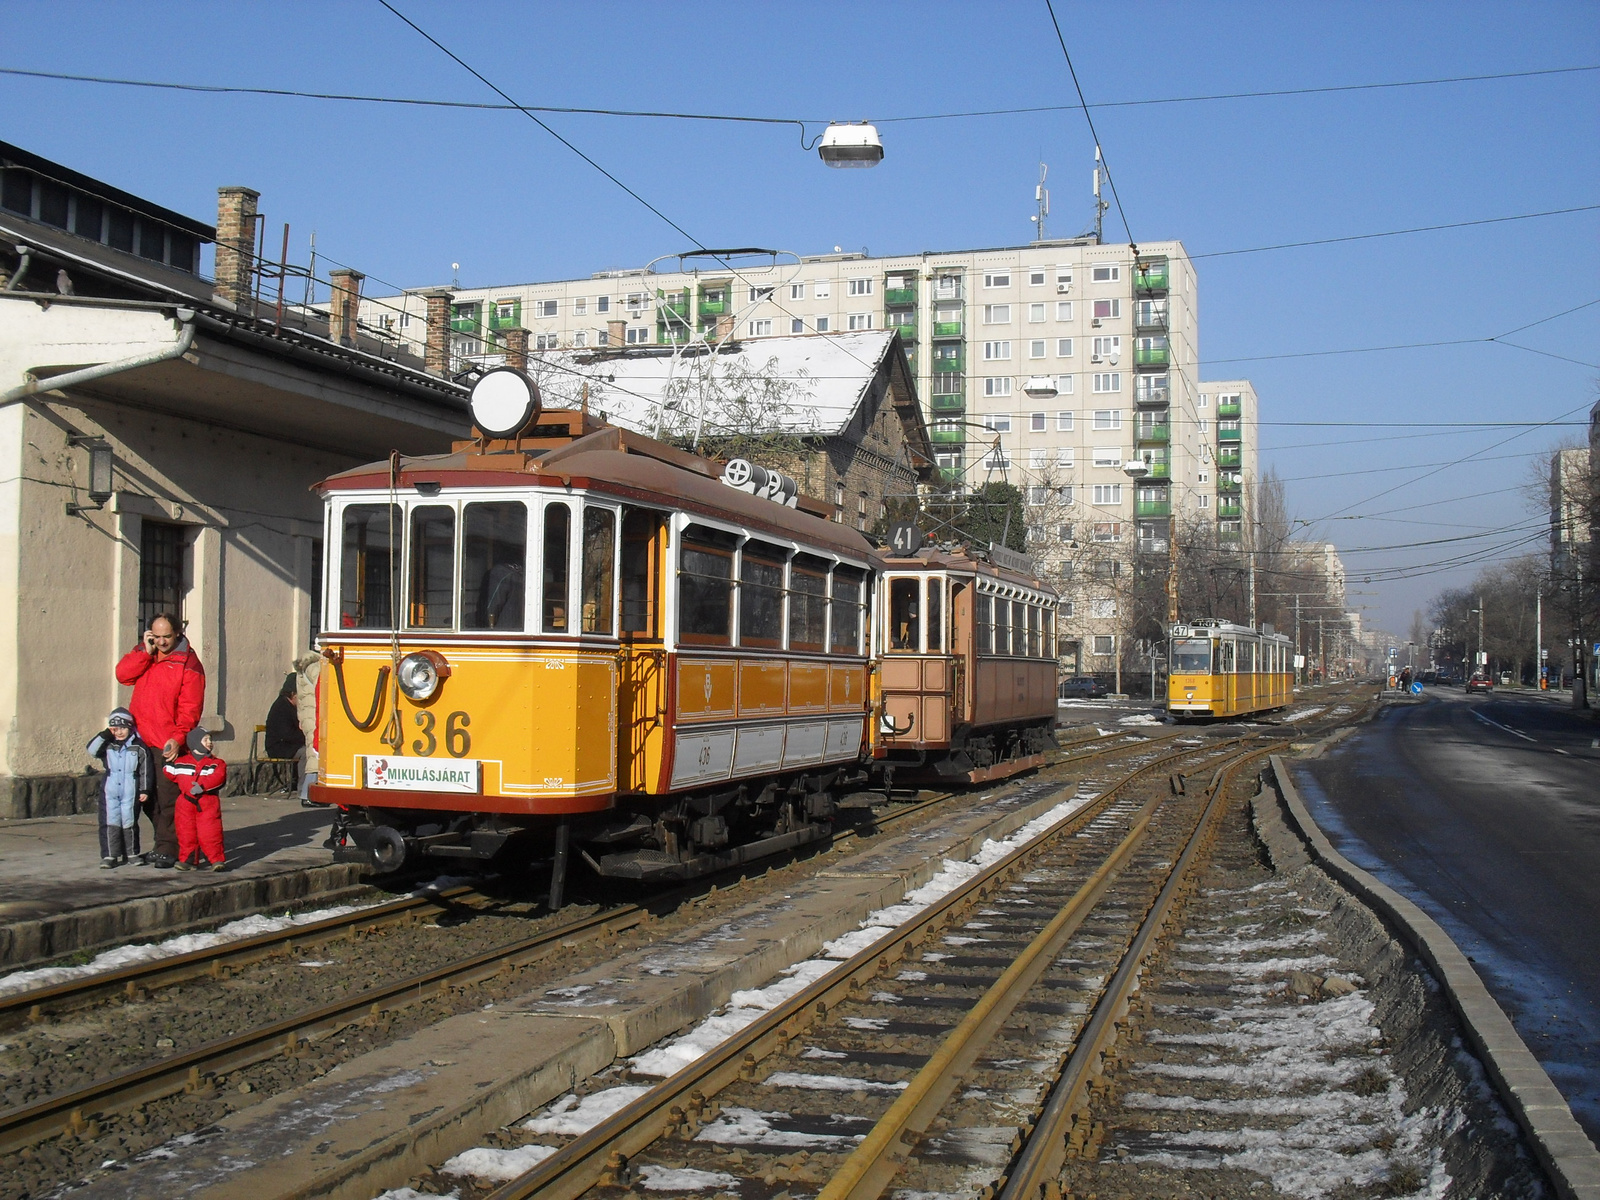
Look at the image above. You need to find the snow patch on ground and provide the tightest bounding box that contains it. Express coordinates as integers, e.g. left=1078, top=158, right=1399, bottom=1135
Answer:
left=637, top=1165, right=741, bottom=1191
left=522, top=1086, right=652, bottom=1135
left=764, top=1071, right=909, bottom=1093
left=440, top=1144, right=558, bottom=1180
left=1117, top=713, right=1166, bottom=726
left=694, top=1106, right=866, bottom=1149
left=374, top=1190, right=459, bottom=1200
left=1282, top=706, right=1327, bottom=723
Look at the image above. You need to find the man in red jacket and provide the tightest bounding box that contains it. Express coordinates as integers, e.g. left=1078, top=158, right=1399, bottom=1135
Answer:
left=115, top=613, right=206, bottom=868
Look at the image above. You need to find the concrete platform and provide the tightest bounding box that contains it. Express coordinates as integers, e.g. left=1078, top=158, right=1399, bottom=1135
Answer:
left=73, top=776, right=1094, bottom=1200
left=0, top=796, right=366, bottom=970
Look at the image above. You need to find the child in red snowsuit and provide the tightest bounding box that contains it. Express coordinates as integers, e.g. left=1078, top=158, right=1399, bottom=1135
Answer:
left=165, top=729, right=228, bottom=871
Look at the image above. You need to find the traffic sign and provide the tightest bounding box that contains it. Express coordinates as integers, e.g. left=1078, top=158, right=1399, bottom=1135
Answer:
left=1409, top=681, right=1423, bottom=695
left=889, top=522, right=922, bottom=555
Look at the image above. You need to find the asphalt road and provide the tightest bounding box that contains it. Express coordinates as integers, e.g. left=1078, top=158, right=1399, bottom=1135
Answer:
left=1292, top=687, right=1600, bottom=1147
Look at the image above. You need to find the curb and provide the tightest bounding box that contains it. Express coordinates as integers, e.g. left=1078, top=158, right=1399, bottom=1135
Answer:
left=0, top=862, right=371, bottom=970
left=1268, top=753, right=1600, bottom=1200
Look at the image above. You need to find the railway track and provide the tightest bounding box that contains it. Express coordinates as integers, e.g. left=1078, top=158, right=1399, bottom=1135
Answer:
left=0, top=694, right=1366, bottom=1167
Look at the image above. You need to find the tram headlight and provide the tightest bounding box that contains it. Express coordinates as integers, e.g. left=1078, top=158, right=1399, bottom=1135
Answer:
left=397, top=651, right=451, bottom=701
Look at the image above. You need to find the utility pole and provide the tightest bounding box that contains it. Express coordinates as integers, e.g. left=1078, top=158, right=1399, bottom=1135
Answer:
left=1477, top=594, right=1485, bottom=679
left=1317, top=616, right=1325, bottom=684
left=1575, top=565, right=1587, bottom=709
left=1294, top=593, right=1302, bottom=685
left=1536, top=588, right=1543, bottom=690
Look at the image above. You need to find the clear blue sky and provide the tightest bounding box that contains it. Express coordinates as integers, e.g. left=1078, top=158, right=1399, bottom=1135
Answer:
left=6, top=1, right=1598, bottom=636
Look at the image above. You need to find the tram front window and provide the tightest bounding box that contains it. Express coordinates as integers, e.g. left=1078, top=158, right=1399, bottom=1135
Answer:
left=889, top=578, right=920, bottom=651
left=462, top=501, right=527, bottom=631
left=1171, top=638, right=1212, bottom=673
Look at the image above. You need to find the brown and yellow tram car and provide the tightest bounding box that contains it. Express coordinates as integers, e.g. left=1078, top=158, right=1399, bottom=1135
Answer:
left=874, top=545, right=1059, bottom=784
left=312, top=381, right=877, bottom=892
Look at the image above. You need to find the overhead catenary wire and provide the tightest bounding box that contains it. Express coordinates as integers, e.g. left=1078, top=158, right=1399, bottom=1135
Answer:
left=1041, top=0, right=1134, bottom=249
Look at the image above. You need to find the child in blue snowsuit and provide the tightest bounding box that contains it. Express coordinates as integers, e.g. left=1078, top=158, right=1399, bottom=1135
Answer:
left=87, top=706, right=152, bottom=868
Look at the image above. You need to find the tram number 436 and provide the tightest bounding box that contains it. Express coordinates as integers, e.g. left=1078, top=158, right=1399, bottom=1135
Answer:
left=411, top=710, right=472, bottom=758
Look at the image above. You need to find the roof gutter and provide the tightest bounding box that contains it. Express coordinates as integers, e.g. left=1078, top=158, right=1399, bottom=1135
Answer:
left=0, top=309, right=196, bottom=408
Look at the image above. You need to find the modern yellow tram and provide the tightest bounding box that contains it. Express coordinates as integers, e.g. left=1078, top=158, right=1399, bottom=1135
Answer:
left=1167, top=619, right=1294, bottom=719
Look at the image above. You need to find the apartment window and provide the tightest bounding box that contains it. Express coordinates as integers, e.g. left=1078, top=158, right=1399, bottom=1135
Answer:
left=749, top=286, right=775, bottom=302
left=1091, top=484, right=1123, bottom=505
left=625, top=327, right=651, bottom=344
left=572, top=298, right=587, bottom=316
left=1030, top=412, right=1047, bottom=432
left=983, top=304, right=1012, bottom=324
left=1056, top=337, right=1074, bottom=357
left=1089, top=600, right=1115, bottom=621
left=750, top=319, right=773, bottom=336
left=846, top=278, right=873, bottom=296
left=596, top=296, right=609, bottom=313
left=1028, top=484, right=1047, bottom=504
left=1197, top=393, right=1210, bottom=409
left=1060, top=600, right=1075, bottom=618
left=792, top=318, right=805, bottom=334
left=1056, top=483, right=1074, bottom=505
left=626, top=292, right=647, bottom=313
left=1056, top=301, right=1074, bottom=321
left=936, top=452, right=961, bottom=472
left=934, top=273, right=961, bottom=298
left=1028, top=340, right=1047, bottom=359
left=790, top=283, right=806, bottom=300
left=983, top=341, right=1012, bottom=360
left=1219, top=520, right=1243, bottom=534
left=1057, top=448, right=1075, bottom=469
left=1092, top=522, right=1123, bottom=543
left=984, top=377, right=1013, bottom=397
left=1028, top=525, right=1046, bottom=543
left=1055, top=375, right=1075, bottom=395
left=1028, top=449, right=1049, bottom=469
left=1028, top=303, right=1046, bottom=323
left=815, top=316, right=831, bottom=332
left=1198, top=493, right=1211, bottom=508
left=1091, top=265, right=1120, bottom=283
left=1197, top=418, right=1209, bottom=433
left=813, top=280, right=831, bottom=299
left=857, top=493, right=868, bottom=531
left=138, top=521, right=188, bottom=640
left=537, top=300, right=558, bottom=318
left=399, top=312, right=410, bottom=328
left=1092, top=298, right=1121, bottom=320
left=1058, top=524, right=1074, bottom=542
left=596, top=329, right=609, bottom=346
left=984, top=446, right=1012, bottom=469
left=497, top=300, right=519, bottom=322
left=534, top=334, right=558, bottom=350
left=1090, top=635, right=1113, bottom=654
left=848, top=313, right=872, bottom=330
left=983, top=271, right=1011, bottom=288
left=934, top=418, right=960, bottom=437
left=1092, top=447, right=1122, bottom=468
left=983, top=414, right=1013, bottom=433
left=573, top=331, right=587, bottom=347
left=1091, top=336, right=1121, bottom=359
left=1197, top=471, right=1209, bottom=483
left=1092, top=410, right=1122, bottom=430
left=1221, top=393, right=1241, bottom=407
left=1220, top=419, right=1241, bottom=434
left=1029, top=269, right=1047, bottom=286
left=1056, top=411, right=1074, bottom=431
left=1092, top=373, right=1122, bottom=393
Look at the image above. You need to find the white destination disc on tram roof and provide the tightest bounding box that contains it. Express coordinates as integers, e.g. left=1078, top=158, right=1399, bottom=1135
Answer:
left=470, top=367, right=541, bottom=437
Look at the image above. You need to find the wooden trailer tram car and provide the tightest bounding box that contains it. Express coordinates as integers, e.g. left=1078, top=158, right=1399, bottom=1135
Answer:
left=1166, top=618, right=1294, bottom=720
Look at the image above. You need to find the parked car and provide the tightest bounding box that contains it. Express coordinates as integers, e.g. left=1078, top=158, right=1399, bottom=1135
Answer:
left=1466, top=673, right=1493, bottom=694
left=1059, top=676, right=1109, bottom=700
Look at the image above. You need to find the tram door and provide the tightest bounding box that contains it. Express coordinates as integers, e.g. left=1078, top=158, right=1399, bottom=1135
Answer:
left=950, top=580, right=972, bottom=724
left=618, top=507, right=667, bottom=792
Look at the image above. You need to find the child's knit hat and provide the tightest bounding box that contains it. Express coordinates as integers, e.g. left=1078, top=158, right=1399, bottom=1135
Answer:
left=107, top=707, right=135, bottom=730
left=187, top=728, right=211, bottom=755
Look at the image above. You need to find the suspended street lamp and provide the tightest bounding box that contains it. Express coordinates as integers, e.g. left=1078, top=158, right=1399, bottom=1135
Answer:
left=1023, top=376, right=1058, bottom=399
left=817, top=122, right=884, bottom=168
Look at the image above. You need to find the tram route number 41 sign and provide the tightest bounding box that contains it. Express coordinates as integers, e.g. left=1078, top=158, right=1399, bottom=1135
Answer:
left=364, top=756, right=482, bottom=793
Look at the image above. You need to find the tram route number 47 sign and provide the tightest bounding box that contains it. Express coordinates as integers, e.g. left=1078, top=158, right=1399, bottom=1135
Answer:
left=364, top=756, right=481, bottom=793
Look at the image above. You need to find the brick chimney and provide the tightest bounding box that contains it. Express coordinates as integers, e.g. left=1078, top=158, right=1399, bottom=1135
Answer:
left=502, top=326, right=529, bottom=371
left=422, top=289, right=454, bottom=376
left=715, top=313, right=734, bottom=341
left=214, top=187, right=260, bottom=313
left=328, top=268, right=364, bottom=347
left=606, top=319, right=626, bottom=348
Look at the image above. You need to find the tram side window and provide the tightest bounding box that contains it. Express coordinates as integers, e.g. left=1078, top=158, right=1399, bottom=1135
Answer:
left=542, top=502, right=571, bottom=633
left=1028, top=603, right=1041, bottom=657
left=1240, top=639, right=1256, bottom=673
left=581, top=506, right=617, bottom=635
left=1219, top=640, right=1235, bottom=673
left=408, top=505, right=455, bottom=628
left=1012, top=600, right=1027, bottom=656
left=927, top=578, right=944, bottom=652
left=462, top=502, right=527, bottom=631
left=739, top=540, right=785, bottom=648
left=994, top=596, right=1010, bottom=655
left=678, top=524, right=736, bottom=645
left=976, top=593, right=993, bottom=654
left=339, top=503, right=401, bottom=628
left=789, top=555, right=829, bottom=652
left=620, top=508, right=659, bottom=636
left=1171, top=638, right=1211, bottom=673
left=1043, top=608, right=1055, bottom=659
left=889, top=578, right=920, bottom=651
left=832, top=566, right=866, bottom=654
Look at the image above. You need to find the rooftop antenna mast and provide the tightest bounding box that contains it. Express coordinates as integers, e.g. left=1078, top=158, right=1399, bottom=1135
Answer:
left=1092, top=145, right=1108, bottom=243
left=1030, top=162, right=1049, bottom=242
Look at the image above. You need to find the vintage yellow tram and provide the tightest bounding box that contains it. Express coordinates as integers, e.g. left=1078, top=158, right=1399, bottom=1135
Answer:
left=874, top=544, right=1059, bottom=783
left=1166, top=619, right=1294, bottom=720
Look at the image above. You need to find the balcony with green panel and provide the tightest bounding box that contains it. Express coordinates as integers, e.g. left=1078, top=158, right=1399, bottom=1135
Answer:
left=1217, top=399, right=1241, bottom=418
left=933, top=355, right=964, bottom=373
left=1217, top=501, right=1242, bottom=518
left=1145, top=459, right=1170, bottom=479
left=1136, top=423, right=1171, bottom=445
left=450, top=305, right=481, bottom=334
left=930, top=426, right=965, bottom=445
left=1218, top=527, right=1242, bottom=543
left=697, top=299, right=728, bottom=319
left=1218, top=425, right=1242, bottom=443
left=659, top=295, right=691, bottom=322
left=931, top=320, right=964, bottom=339
left=1135, top=338, right=1170, bottom=367
left=1136, top=499, right=1172, bottom=518
left=487, top=301, right=522, bottom=332
left=1216, top=447, right=1242, bottom=468
left=1217, top=475, right=1241, bottom=493
left=1135, top=256, right=1169, bottom=293
left=884, top=286, right=917, bottom=307
left=889, top=323, right=916, bottom=344
left=929, top=392, right=965, bottom=414
left=659, top=327, right=693, bottom=344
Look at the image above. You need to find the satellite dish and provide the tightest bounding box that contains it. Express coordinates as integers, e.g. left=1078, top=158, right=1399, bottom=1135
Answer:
left=469, top=367, right=541, bottom=438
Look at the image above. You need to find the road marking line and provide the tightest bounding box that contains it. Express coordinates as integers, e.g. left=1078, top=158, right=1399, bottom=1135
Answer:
left=1472, top=711, right=1536, bottom=742
left=1554, top=748, right=1571, bottom=755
